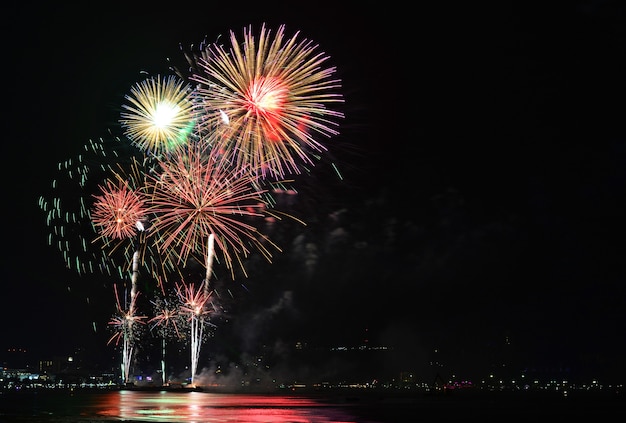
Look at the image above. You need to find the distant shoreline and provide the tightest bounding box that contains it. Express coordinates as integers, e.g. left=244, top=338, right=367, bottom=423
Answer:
left=2, top=383, right=623, bottom=399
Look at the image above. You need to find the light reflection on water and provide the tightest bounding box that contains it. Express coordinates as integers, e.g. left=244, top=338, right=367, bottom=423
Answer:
left=93, top=391, right=367, bottom=422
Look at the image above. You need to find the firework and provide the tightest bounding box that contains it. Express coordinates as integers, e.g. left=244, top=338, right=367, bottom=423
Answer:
left=107, top=284, right=147, bottom=384
left=40, top=23, right=347, bottom=385
left=120, top=75, right=197, bottom=155
left=176, top=280, right=214, bottom=386
left=149, top=294, right=184, bottom=386
left=190, top=24, right=344, bottom=179
left=107, top=288, right=147, bottom=346
left=91, top=179, right=147, bottom=242
left=145, top=142, right=280, bottom=279
left=149, top=298, right=183, bottom=339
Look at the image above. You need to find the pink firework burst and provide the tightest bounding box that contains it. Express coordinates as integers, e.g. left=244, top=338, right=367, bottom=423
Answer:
left=191, top=23, right=344, bottom=179
left=145, top=142, right=279, bottom=278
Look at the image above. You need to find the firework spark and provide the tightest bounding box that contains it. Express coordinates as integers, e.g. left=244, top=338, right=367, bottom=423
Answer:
left=190, top=24, right=344, bottom=179
left=145, top=142, right=280, bottom=278
left=120, top=75, right=197, bottom=155
left=38, top=137, right=144, bottom=278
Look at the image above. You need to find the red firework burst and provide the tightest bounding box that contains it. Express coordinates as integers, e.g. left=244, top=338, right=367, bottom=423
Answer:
left=91, top=178, right=147, bottom=242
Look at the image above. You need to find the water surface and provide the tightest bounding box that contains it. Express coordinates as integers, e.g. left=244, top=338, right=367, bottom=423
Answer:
left=0, top=388, right=623, bottom=422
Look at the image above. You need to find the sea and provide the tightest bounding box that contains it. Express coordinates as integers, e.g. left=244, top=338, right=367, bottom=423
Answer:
left=0, top=388, right=624, bottom=422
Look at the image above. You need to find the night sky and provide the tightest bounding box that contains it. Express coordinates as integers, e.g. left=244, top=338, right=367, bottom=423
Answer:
left=3, top=1, right=626, bottom=385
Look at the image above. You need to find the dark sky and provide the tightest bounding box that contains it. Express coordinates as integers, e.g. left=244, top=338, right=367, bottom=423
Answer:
left=3, top=1, right=626, bottom=385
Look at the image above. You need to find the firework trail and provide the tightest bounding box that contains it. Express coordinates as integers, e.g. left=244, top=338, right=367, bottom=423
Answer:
left=108, top=283, right=146, bottom=384
left=120, top=74, right=197, bottom=156
left=189, top=23, right=344, bottom=180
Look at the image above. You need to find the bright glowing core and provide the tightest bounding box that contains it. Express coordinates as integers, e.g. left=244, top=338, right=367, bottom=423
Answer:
left=152, top=103, right=180, bottom=128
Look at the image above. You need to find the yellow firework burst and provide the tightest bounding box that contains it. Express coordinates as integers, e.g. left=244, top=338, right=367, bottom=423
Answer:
left=120, top=75, right=196, bottom=155
left=191, top=24, right=344, bottom=179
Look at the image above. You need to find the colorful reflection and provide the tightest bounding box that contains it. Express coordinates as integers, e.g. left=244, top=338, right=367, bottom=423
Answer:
left=94, top=391, right=366, bottom=422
